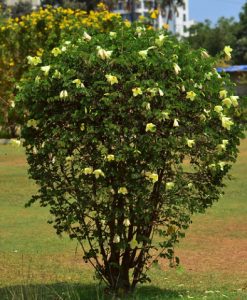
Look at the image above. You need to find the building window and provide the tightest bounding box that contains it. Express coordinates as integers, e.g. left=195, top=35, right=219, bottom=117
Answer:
left=183, top=25, right=187, bottom=33
left=183, top=3, right=186, bottom=10
left=144, top=1, right=154, bottom=9
left=136, top=2, right=141, bottom=9
left=183, top=14, right=186, bottom=22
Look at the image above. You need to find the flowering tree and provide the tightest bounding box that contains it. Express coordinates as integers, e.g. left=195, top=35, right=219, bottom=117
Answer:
left=17, top=22, right=244, bottom=295
left=0, top=4, right=119, bottom=137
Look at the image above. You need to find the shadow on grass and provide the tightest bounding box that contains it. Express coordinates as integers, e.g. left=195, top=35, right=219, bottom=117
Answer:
left=0, top=282, right=185, bottom=300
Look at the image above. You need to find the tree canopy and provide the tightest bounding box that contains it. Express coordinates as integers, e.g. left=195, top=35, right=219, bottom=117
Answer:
left=185, top=2, right=247, bottom=65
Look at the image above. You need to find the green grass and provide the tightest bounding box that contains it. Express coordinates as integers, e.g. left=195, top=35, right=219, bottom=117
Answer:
left=0, top=143, right=247, bottom=299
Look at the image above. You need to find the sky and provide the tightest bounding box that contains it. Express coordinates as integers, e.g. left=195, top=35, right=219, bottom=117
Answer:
left=189, top=0, right=246, bottom=24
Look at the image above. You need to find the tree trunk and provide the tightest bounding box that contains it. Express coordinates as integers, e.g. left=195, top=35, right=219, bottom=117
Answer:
left=106, top=263, right=131, bottom=295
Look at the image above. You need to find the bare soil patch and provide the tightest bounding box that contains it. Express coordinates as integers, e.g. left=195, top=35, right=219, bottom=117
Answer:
left=160, top=220, right=247, bottom=276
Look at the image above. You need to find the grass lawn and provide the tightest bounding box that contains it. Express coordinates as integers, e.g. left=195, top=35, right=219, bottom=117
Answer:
left=0, top=141, right=246, bottom=300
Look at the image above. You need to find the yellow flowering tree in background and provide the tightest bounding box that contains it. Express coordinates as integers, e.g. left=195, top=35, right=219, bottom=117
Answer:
left=0, top=3, right=120, bottom=136
left=17, top=19, right=244, bottom=295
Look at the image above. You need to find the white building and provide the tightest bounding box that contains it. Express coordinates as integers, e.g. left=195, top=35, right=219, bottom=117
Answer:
left=113, top=0, right=194, bottom=37
left=6, top=0, right=40, bottom=9
left=172, top=0, right=195, bottom=37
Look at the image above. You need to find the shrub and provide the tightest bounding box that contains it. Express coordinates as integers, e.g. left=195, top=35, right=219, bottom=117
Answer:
left=17, top=23, right=245, bottom=294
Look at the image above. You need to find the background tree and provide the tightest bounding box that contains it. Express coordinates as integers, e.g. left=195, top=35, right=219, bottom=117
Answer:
left=186, top=17, right=238, bottom=58
left=46, top=0, right=184, bottom=19
left=0, top=0, right=9, bottom=24
left=10, top=1, right=32, bottom=18
left=234, top=2, right=247, bottom=64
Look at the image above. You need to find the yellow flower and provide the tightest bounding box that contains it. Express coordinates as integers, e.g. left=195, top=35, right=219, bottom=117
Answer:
left=145, top=102, right=151, bottom=110
left=106, top=154, right=115, bottom=161
left=60, top=90, right=68, bottom=98
left=105, top=74, right=118, bottom=85
left=123, top=218, right=130, bottom=226
left=166, top=182, right=175, bottom=190
left=222, top=97, right=232, bottom=108
left=32, top=146, right=38, bottom=155
left=109, top=31, right=117, bottom=38
left=132, top=87, right=143, bottom=97
left=113, top=234, right=120, bottom=243
left=155, top=34, right=166, bottom=47
left=209, top=163, right=216, bottom=170
left=93, top=169, right=105, bottom=178
left=73, top=79, right=85, bottom=88
left=118, top=187, right=128, bottom=195
left=221, top=115, right=234, bottom=130
left=66, top=156, right=74, bottom=162
left=136, top=26, right=145, bottom=37
left=159, top=89, right=164, bottom=96
left=124, top=20, right=131, bottom=27
left=41, top=65, right=51, bottom=76
left=186, top=91, right=197, bottom=101
left=129, top=239, right=139, bottom=249
left=83, top=167, right=93, bottom=175
left=163, top=23, right=169, bottom=30
left=217, top=144, right=226, bottom=152
left=35, top=76, right=41, bottom=84
left=51, top=47, right=62, bottom=56
left=224, top=45, right=233, bottom=59
left=230, top=96, right=239, bottom=107
left=27, top=119, right=38, bottom=128
left=173, top=119, right=179, bottom=127
left=186, top=139, right=195, bottom=148
left=219, top=161, right=226, bottom=171
left=201, top=50, right=210, bottom=58
left=83, top=31, right=92, bottom=41
left=80, top=123, right=85, bottom=131
left=205, top=72, right=213, bottom=80
left=145, top=172, right=159, bottom=183
left=219, top=90, right=227, bottom=99
left=36, top=48, right=44, bottom=57
left=214, top=105, right=223, bottom=113
left=150, top=9, right=159, bottom=19
left=97, top=46, right=112, bottom=60
left=146, top=87, right=157, bottom=97
left=52, top=70, right=61, bottom=79
left=217, top=140, right=229, bottom=152
left=173, top=63, right=181, bottom=75
left=180, top=85, right=186, bottom=92
left=145, top=123, right=156, bottom=132
left=27, top=56, right=42, bottom=66
left=187, top=183, right=193, bottom=189
left=194, top=83, right=203, bottom=89
left=138, top=50, right=149, bottom=60
left=161, top=111, right=170, bottom=120
left=9, top=60, right=15, bottom=67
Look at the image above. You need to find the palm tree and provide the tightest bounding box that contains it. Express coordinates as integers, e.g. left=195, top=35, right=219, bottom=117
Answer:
left=119, top=0, right=184, bottom=22
left=157, top=0, right=184, bottom=23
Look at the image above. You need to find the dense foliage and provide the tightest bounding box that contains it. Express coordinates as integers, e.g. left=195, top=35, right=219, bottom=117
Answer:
left=0, top=4, right=120, bottom=137
left=17, top=21, right=244, bottom=294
